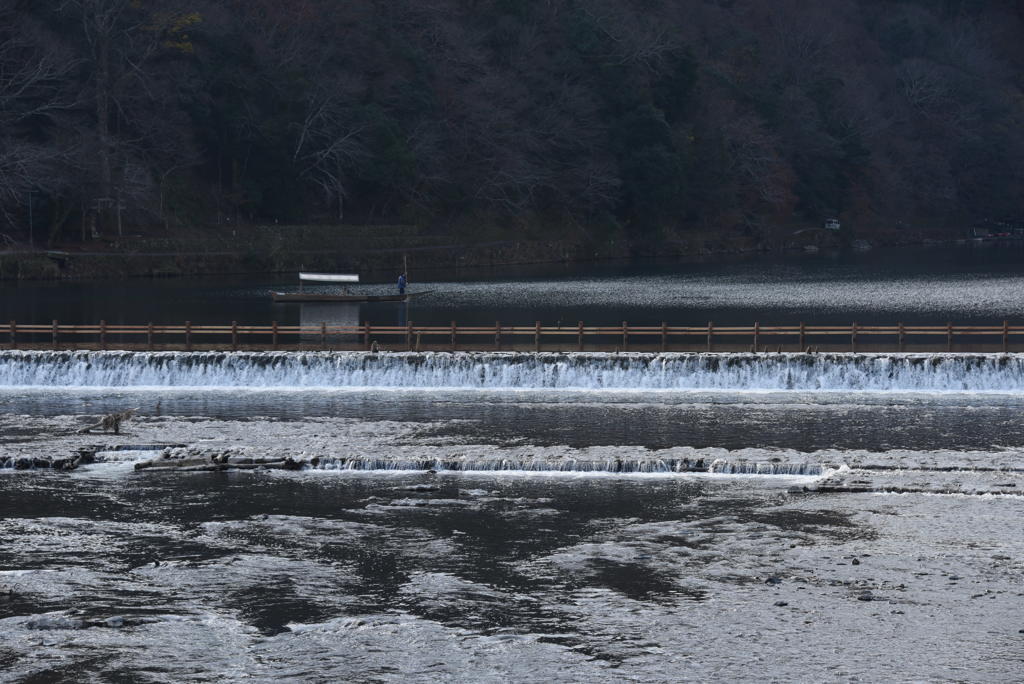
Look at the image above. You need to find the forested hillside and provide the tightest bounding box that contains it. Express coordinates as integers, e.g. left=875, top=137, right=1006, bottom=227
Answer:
left=1, top=0, right=1022, bottom=247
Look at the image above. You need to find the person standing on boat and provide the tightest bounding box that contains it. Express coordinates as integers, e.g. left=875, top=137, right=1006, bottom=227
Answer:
left=397, top=272, right=407, bottom=295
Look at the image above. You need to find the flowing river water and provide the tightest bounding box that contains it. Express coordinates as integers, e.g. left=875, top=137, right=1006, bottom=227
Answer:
left=2, top=247, right=1023, bottom=682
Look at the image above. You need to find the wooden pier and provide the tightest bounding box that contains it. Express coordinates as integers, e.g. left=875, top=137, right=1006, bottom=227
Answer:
left=4, top=320, right=1024, bottom=353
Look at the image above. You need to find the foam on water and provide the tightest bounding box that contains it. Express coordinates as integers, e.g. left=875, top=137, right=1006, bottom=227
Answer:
left=4, top=350, right=1024, bottom=393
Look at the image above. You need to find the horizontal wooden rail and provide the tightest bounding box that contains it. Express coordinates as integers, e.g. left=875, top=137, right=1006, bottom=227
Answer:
left=4, top=320, right=1024, bottom=353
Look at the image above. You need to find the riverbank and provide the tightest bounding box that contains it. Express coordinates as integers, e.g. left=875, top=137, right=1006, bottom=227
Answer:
left=0, top=222, right=966, bottom=281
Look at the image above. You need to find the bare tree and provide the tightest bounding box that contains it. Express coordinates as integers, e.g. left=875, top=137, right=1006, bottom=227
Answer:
left=717, top=107, right=793, bottom=210
left=580, top=1, right=680, bottom=70
left=59, top=0, right=131, bottom=200
left=292, top=89, right=368, bottom=221
left=0, top=6, right=79, bottom=230
left=51, top=0, right=200, bottom=237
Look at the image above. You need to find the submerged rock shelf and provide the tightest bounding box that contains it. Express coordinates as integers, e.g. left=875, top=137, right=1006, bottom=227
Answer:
left=7, top=445, right=1021, bottom=496
left=2, top=414, right=1022, bottom=495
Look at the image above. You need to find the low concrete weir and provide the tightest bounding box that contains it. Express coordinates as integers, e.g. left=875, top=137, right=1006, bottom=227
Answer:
left=0, top=453, right=822, bottom=476
left=305, top=456, right=822, bottom=475
left=305, top=456, right=718, bottom=473
left=4, top=350, right=1024, bottom=392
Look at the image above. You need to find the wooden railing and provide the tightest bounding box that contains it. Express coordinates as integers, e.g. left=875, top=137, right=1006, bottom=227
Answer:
left=4, top=320, right=1024, bottom=353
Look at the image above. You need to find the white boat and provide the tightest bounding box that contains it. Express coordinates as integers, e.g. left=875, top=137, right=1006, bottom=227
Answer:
left=270, top=273, right=431, bottom=302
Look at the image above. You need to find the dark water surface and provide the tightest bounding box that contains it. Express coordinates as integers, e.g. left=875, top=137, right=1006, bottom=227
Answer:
left=2, top=463, right=1021, bottom=682
left=4, top=388, right=1024, bottom=453
left=6, top=244, right=1024, bottom=326
left=0, top=471, right=790, bottom=680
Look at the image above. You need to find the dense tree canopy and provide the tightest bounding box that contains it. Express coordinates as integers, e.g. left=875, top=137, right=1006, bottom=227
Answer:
left=1, top=0, right=1022, bottom=245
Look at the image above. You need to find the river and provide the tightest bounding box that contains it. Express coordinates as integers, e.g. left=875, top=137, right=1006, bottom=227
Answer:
left=1, top=246, right=1022, bottom=682
left=5, top=243, right=1024, bottom=326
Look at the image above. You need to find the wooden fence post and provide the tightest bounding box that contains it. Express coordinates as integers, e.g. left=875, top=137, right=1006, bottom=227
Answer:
left=185, top=321, right=192, bottom=351
left=52, top=319, right=58, bottom=350
left=851, top=322, right=857, bottom=353
left=9, top=320, right=15, bottom=350
left=148, top=322, right=155, bottom=350
left=1003, top=320, right=1008, bottom=353
left=947, top=322, right=953, bottom=352
left=450, top=320, right=457, bottom=351
left=898, top=322, right=905, bottom=352
left=799, top=322, right=806, bottom=352
left=272, top=321, right=279, bottom=350
left=231, top=321, right=238, bottom=351
left=495, top=321, right=501, bottom=351
left=406, top=321, right=413, bottom=350
left=661, top=321, right=667, bottom=353
left=577, top=321, right=584, bottom=352
left=99, top=320, right=107, bottom=350
left=535, top=321, right=541, bottom=352
left=622, top=321, right=628, bottom=352
left=753, top=321, right=759, bottom=352
left=415, top=332, right=422, bottom=352
left=707, top=321, right=713, bottom=352
left=320, top=322, right=327, bottom=350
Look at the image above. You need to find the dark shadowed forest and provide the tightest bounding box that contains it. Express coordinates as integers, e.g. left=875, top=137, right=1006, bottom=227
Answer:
left=1, top=0, right=1022, bottom=248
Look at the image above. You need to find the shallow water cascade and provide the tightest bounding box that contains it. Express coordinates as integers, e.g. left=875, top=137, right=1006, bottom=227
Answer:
left=7, top=350, right=1024, bottom=392
left=2, top=348, right=1023, bottom=681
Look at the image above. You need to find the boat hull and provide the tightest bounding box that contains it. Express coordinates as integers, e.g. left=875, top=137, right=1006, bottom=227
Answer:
left=270, top=291, right=433, bottom=303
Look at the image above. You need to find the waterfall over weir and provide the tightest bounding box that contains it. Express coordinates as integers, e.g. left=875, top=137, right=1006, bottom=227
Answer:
left=3, top=350, right=1024, bottom=392
left=307, top=456, right=823, bottom=475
